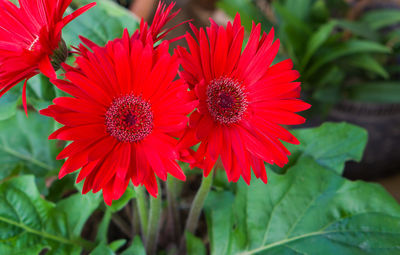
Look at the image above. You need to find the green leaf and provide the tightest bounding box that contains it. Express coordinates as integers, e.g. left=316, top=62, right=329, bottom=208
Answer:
left=204, top=192, right=236, bottom=255
left=283, top=0, right=314, bottom=21
left=286, top=122, right=368, bottom=175
left=28, top=74, right=56, bottom=109
left=90, top=243, right=114, bottom=255
left=345, top=54, right=389, bottom=79
left=121, top=236, right=146, bottom=255
left=0, top=175, right=95, bottom=254
left=56, top=193, right=101, bottom=237
left=217, top=0, right=272, bottom=32
left=206, top=156, right=400, bottom=255
left=109, top=239, right=126, bottom=252
left=186, top=232, right=207, bottom=255
left=0, top=92, right=19, bottom=121
left=302, top=20, right=337, bottom=67
left=273, top=1, right=312, bottom=36
left=306, top=40, right=391, bottom=77
left=336, top=20, right=379, bottom=41
left=64, top=0, right=139, bottom=47
left=110, top=186, right=136, bottom=213
left=0, top=110, right=60, bottom=181
left=346, top=82, right=400, bottom=103
left=362, top=9, right=400, bottom=30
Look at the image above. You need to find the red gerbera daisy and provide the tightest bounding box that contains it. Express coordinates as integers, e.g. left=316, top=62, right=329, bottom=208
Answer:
left=176, top=14, right=311, bottom=184
left=133, top=1, right=187, bottom=45
left=0, top=0, right=95, bottom=114
left=40, top=30, right=196, bottom=205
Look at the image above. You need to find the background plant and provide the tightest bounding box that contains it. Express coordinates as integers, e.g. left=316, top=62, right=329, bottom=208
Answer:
left=218, top=0, right=400, bottom=115
left=0, top=1, right=400, bottom=255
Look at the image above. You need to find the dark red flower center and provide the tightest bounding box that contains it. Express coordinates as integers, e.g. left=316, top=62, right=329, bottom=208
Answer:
left=105, top=95, right=153, bottom=142
left=206, top=77, right=248, bottom=125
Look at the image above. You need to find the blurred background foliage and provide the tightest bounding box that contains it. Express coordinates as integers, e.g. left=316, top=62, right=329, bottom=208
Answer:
left=0, top=0, right=399, bottom=254
left=218, top=0, right=400, bottom=116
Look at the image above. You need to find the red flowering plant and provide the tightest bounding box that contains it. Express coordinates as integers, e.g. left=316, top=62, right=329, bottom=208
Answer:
left=0, top=0, right=95, bottom=114
left=0, top=1, right=399, bottom=255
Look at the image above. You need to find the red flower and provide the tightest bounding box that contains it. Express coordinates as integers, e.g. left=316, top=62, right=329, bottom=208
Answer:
left=176, top=15, right=311, bottom=184
left=40, top=31, right=196, bottom=205
left=133, top=1, right=187, bottom=45
left=0, top=0, right=95, bottom=114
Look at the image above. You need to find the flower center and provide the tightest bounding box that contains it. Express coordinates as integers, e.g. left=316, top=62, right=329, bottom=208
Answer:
left=105, top=95, right=153, bottom=142
left=206, top=77, right=248, bottom=125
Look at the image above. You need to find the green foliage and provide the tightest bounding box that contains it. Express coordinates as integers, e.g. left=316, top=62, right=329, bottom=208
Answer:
left=204, top=123, right=400, bottom=255
left=110, top=187, right=136, bottom=213
left=120, top=236, right=146, bottom=255
left=186, top=232, right=207, bottom=255
left=0, top=176, right=98, bottom=254
left=218, top=0, right=400, bottom=109
left=346, top=82, right=400, bottom=103
left=64, top=0, right=139, bottom=47
left=362, top=9, right=400, bottom=30
left=217, top=0, right=272, bottom=32
left=283, top=122, right=367, bottom=175
left=0, top=93, right=19, bottom=121
left=0, top=110, right=61, bottom=181
left=90, top=243, right=115, bottom=255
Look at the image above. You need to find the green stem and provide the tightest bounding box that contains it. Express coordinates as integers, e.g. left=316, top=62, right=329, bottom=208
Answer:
left=184, top=171, right=214, bottom=235
left=134, top=186, right=149, bottom=238
left=96, top=207, right=112, bottom=243
left=131, top=201, right=140, bottom=237
left=166, top=177, right=180, bottom=242
left=145, top=184, right=162, bottom=255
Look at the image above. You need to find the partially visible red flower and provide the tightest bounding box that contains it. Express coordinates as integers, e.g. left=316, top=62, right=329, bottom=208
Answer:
left=0, top=0, right=95, bottom=114
left=40, top=30, right=196, bottom=205
left=133, top=1, right=188, bottom=45
left=176, top=15, right=311, bottom=184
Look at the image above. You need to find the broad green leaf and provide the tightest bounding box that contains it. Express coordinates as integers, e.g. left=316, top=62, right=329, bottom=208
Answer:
left=286, top=122, right=368, bottom=175
left=206, top=155, right=400, bottom=255
left=344, top=54, right=389, bottom=79
left=64, top=0, right=139, bottom=47
left=205, top=192, right=236, bottom=255
left=110, top=186, right=136, bottom=213
left=346, top=82, right=400, bottom=103
left=121, top=236, right=146, bottom=255
left=56, top=193, right=101, bottom=237
left=0, top=93, right=18, bottom=121
left=306, top=40, right=391, bottom=77
left=0, top=110, right=60, bottom=181
left=0, top=175, right=95, bottom=255
left=362, top=9, right=400, bottom=30
left=186, top=232, right=207, bottom=255
left=302, top=20, right=337, bottom=67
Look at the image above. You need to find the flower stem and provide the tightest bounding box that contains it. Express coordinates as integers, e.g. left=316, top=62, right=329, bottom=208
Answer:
left=145, top=184, right=162, bottom=255
left=184, top=171, right=214, bottom=234
left=134, top=186, right=149, bottom=239
left=166, top=177, right=181, bottom=242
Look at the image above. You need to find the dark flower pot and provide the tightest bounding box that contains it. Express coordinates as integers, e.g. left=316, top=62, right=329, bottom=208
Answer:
left=328, top=100, right=400, bottom=180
